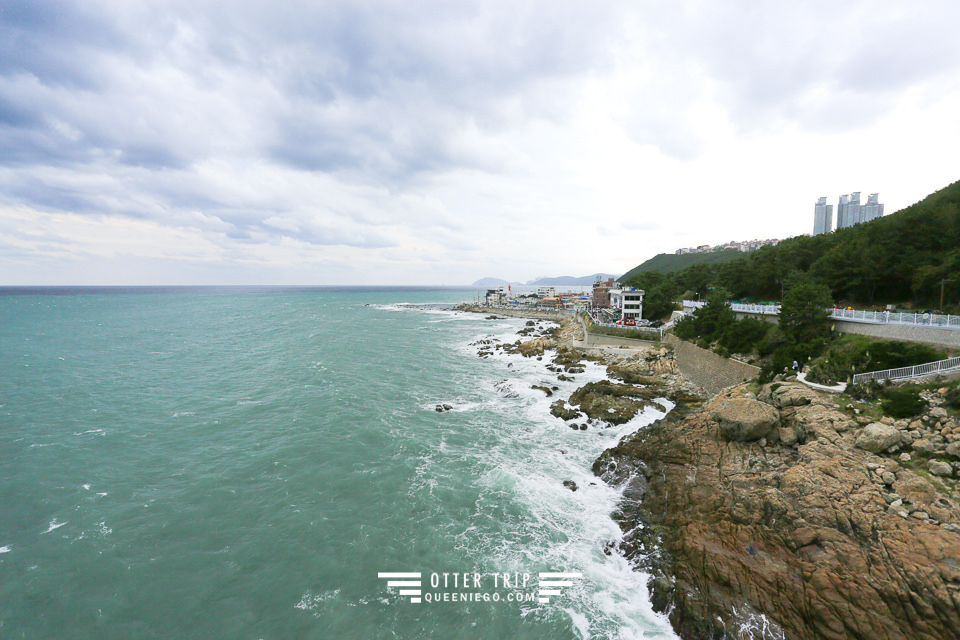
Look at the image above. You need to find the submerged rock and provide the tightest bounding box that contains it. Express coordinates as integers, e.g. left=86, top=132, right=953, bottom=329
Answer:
left=550, top=400, right=581, bottom=421
left=566, top=380, right=665, bottom=425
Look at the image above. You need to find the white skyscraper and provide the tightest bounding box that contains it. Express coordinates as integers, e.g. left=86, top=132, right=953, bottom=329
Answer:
left=860, top=193, right=884, bottom=224
left=836, top=192, right=861, bottom=229
left=813, top=196, right=833, bottom=235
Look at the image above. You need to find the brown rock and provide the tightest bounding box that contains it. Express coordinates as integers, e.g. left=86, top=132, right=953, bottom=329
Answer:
left=855, top=422, right=902, bottom=453
left=711, top=398, right=780, bottom=442
left=595, top=384, right=960, bottom=640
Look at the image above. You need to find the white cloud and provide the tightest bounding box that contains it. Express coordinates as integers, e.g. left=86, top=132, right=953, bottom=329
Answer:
left=1, top=0, right=959, bottom=284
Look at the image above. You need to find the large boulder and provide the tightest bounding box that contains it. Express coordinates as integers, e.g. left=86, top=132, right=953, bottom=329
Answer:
left=855, top=422, right=901, bottom=453
left=928, top=460, right=954, bottom=477
left=711, top=398, right=779, bottom=442
left=758, top=382, right=823, bottom=409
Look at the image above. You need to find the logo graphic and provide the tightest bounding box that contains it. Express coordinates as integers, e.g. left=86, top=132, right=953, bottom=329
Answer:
left=378, top=569, right=584, bottom=605
left=377, top=572, right=423, bottom=603
left=537, top=572, right=582, bottom=603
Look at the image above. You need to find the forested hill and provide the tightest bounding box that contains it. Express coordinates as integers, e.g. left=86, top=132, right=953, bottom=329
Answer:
left=620, top=249, right=744, bottom=280
left=622, top=179, right=960, bottom=319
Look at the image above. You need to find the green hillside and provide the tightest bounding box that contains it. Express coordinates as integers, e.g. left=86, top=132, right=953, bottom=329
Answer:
left=620, top=249, right=744, bottom=280
left=621, top=179, right=960, bottom=320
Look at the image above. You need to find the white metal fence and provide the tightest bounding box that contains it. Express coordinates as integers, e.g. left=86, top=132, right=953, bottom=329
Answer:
left=682, top=301, right=960, bottom=330
left=851, top=356, right=960, bottom=385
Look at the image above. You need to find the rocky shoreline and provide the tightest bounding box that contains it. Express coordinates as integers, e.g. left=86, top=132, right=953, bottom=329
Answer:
left=461, top=305, right=960, bottom=640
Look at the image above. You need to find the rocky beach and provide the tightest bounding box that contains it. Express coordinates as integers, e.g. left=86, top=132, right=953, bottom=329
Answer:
left=464, top=306, right=960, bottom=640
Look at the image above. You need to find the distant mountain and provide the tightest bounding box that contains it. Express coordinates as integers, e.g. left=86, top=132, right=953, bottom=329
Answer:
left=526, top=273, right=620, bottom=286
left=620, top=251, right=743, bottom=280
left=471, top=277, right=523, bottom=286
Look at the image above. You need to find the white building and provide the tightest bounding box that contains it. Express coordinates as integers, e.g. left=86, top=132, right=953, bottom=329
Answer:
left=813, top=196, right=833, bottom=235
left=836, top=192, right=861, bottom=229
left=860, top=193, right=884, bottom=224
left=537, top=286, right=556, bottom=298
left=610, top=287, right=644, bottom=321
left=836, top=191, right=883, bottom=229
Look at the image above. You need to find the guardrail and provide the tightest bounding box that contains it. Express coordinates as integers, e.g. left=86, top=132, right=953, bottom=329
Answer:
left=587, top=315, right=667, bottom=338
left=681, top=301, right=960, bottom=330
left=829, top=308, right=960, bottom=328
left=851, top=356, right=960, bottom=385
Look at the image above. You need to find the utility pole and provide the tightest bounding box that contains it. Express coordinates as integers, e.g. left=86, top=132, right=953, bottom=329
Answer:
left=940, top=277, right=954, bottom=311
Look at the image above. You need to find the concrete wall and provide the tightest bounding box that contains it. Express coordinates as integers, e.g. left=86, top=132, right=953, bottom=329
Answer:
left=461, top=306, right=570, bottom=321
left=733, top=311, right=960, bottom=351
left=829, top=321, right=960, bottom=351
left=580, top=332, right=657, bottom=349
left=665, top=335, right=761, bottom=395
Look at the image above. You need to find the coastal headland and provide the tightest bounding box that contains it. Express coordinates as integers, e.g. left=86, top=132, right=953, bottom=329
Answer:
left=460, top=304, right=960, bottom=640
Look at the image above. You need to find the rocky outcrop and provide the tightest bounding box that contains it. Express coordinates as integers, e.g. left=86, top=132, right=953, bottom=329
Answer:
left=711, top=397, right=779, bottom=442
left=594, top=381, right=960, bottom=640
left=566, top=380, right=666, bottom=425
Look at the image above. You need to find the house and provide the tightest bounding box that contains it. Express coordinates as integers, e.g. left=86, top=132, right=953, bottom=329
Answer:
left=591, top=278, right=617, bottom=308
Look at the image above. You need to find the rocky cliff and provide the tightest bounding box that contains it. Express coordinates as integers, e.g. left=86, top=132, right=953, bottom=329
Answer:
left=594, top=381, right=960, bottom=640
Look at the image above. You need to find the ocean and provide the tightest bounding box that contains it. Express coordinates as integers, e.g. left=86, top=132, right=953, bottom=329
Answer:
left=0, top=287, right=677, bottom=639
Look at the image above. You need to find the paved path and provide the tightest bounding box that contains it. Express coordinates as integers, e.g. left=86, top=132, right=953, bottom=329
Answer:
left=796, top=371, right=847, bottom=394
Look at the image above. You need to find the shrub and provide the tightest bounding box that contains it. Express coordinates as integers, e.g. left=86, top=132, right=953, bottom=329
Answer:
left=880, top=386, right=927, bottom=419
left=805, top=336, right=946, bottom=385
left=945, top=384, right=960, bottom=409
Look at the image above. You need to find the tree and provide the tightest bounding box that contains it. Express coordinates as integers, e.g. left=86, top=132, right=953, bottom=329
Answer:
left=778, top=273, right=834, bottom=357
left=673, top=288, right=735, bottom=341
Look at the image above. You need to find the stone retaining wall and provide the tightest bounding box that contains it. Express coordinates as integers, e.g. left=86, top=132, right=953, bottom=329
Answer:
left=830, top=320, right=960, bottom=350
left=733, top=310, right=960, bottom=350
left=665, top=335, right=761, bottom=395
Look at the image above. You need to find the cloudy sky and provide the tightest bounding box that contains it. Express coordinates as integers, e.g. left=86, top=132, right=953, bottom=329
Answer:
left=2, top=0, right=959, bottom=286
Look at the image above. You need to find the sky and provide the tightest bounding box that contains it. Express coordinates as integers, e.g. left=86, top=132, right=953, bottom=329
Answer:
left=2, top=0, right=959, bottom=286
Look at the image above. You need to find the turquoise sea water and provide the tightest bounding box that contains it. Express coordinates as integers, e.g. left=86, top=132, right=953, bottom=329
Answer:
left=0, top=287, right=676, bottom=639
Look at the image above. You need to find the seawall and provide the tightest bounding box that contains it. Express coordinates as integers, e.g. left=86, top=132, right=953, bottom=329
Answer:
left=664, top=335, right=761, bottom=395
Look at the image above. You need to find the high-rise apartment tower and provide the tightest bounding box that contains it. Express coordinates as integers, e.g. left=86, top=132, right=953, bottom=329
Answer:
left=813, top=196, right=833, bottom=235
left=836, top=192, right=861, bottom=229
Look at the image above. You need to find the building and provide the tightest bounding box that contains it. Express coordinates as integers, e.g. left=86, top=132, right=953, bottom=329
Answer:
left=836, top=192, right=861, bottom=229
left=813, top=196, right=833, bottom=235
left=609, top=287, right=644, bottom=321
left=676, top=238, right=780, bottom=255
left=834, top=191, right=883, bottom=230
left=591, top=278, right=617, bottom=308
left=860, top=193, right=884, bottom=224
left=485, top=286, right=510, bottom=306
left=536, top=286, right=556, bottom=298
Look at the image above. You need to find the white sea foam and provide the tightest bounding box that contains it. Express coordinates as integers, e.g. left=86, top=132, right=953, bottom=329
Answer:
left=295, top=589, right=342, bottom=616
left=41, top=519, right=68, bottom=534
left=0, top=545, right=11, bottom=553
left=432, top=311, right=680, bottom=638
left=73, top=428, right=105, bottom=436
